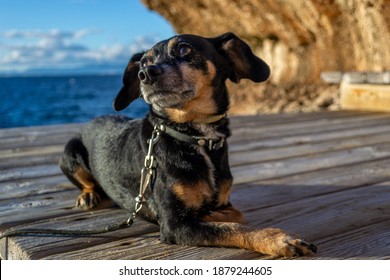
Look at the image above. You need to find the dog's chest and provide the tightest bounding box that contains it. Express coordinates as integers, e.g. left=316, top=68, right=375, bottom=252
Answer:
left=166, top=123, right=229, bottom=212
left=195, top=145, right=216, bottom=188
left=193, top=124, right=226, bottom=188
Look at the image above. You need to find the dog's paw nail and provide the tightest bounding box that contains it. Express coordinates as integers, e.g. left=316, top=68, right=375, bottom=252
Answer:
left=308, top=243, right=318, bottom=253
left=291, top=247, right=304, bottom=257
left=298, top=240, right=318, bottom=253
left=289, top=239, right=317, bottom=257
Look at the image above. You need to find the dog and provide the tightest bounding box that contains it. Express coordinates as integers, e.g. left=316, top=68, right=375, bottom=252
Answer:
left=60, top=32, right=317, bottom=257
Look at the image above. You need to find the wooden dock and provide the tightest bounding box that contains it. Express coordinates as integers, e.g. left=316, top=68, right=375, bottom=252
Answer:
left=1, top=110, right=389, bottom=260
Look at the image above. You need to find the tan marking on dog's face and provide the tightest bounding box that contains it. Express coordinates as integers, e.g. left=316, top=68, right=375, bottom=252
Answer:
left=144, top=48, right=156, bottom=61
left=172, top=180, right=213, bottom=209
left=165, top=60, right=218, bottom=123
left=167, top=36, right=179, bottom=52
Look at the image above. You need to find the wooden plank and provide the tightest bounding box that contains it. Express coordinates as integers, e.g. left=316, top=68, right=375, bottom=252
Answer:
left=0, top=123, right=82, bottom=138
left=304, top=221, right=390, bottom=260
left=0, top=153, right=61, bottom=170
left=0, top=176, right=72, bottom=200
left=231, top=157, right=390, bottom=210
left=44, top=232, right=260, bottom=260
left=232, top=142, right=390, bottom=184
left=0, top=124, right=81, bottom=150
left=340, top=82, right=390, bottom=112
left=0, top=134, right=76, bottom=151
left=0, top=188, right=80, bottom=228
left=1, top=210, right=159, bottom=260
left=321, top=71, right=390, bottom=84
left=0, top=145, right=63, bottom=160
left=230, top=131, right=390, bottom=166
left=242, top=182, right=390, bottom=241
left=230, top=123, right=390, bottom=153
left=231, top=111, right=387, bottom=133
left=229, top=110, right=377, bottom=129
left=230, top=113, right=390, bottom=143
left=0, top=164, right=62, bottom=182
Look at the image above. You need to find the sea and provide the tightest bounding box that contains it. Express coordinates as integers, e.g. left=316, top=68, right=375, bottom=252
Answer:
left=0, top=75, right=149, bottom=128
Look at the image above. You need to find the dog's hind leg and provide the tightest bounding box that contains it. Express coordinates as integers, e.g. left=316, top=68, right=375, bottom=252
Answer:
left=59, top=136, right=102, bottom=209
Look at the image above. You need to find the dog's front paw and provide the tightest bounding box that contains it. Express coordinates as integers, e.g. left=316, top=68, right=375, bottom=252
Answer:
left=275, top=235, right=317, bottom=258
left=76, top=191, right=101, bottom=209
left=252, top=228, right=317, bottom=258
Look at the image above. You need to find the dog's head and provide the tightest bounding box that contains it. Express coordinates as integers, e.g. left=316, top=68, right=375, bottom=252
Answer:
left=114, top=32, right=270, bottom=123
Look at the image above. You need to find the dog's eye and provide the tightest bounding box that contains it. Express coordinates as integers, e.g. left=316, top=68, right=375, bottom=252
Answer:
left=178, top=44, right=192, bottom=58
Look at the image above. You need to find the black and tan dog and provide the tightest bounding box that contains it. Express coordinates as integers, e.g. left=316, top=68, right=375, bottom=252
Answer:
left=60, top=32, right=317, bottom=257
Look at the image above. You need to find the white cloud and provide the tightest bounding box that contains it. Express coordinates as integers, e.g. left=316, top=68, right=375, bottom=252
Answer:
left=1, top=29, right=93, bottom=42
left=0, top=29, right=161, bottom=73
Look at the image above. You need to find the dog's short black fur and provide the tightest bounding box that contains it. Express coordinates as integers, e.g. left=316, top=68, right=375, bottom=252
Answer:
left=60, top=33, right=317, bottom=257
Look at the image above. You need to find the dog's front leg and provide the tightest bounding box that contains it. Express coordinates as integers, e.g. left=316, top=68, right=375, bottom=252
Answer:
left=163, top=180, right=317, bottom=257
left=160, top=219, right=316, bottom=258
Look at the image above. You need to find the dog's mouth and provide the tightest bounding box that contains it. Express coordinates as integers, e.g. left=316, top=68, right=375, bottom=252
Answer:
left=143, top=89, right=194, bottom=109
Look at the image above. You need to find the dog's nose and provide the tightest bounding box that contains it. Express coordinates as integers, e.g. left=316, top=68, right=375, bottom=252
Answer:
left=138, top=65, right=163, bottom=84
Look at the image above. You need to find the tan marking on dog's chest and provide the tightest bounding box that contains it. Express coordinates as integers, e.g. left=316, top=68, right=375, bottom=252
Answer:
left=172, top=180, right=213, bottom=209
left=217, top=178, right=233, bottom=207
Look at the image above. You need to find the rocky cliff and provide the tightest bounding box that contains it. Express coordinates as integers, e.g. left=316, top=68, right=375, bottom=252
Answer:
left=142, top=0, right=390, bottom=114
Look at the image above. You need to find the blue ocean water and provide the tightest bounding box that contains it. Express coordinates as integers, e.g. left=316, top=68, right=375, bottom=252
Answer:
left=0, top=75, right=149, bottom=128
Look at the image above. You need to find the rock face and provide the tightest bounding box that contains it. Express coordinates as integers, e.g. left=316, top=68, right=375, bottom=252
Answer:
left=142, top=0, right=390, bottom=114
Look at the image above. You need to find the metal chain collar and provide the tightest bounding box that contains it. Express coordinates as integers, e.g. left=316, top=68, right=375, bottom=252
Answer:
left=126, top=124, right=161, bottom=225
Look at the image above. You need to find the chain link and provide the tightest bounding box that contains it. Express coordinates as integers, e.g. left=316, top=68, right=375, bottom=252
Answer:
left=126, top=125, right=161, bottom=225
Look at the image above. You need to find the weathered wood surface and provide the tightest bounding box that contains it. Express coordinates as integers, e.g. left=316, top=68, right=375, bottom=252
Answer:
left=340, top=82, right=390, bottom=113
left=1, top=111, right=389, bottom=259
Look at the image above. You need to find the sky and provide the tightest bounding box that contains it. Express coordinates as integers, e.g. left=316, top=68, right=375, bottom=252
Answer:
left=0, top=0, right=175, bottom=75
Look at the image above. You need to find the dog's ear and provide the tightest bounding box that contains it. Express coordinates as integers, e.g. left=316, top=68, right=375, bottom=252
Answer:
left=210, top=32, right=270, bottom=83
left=113, top=52, right=144, bottom=111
